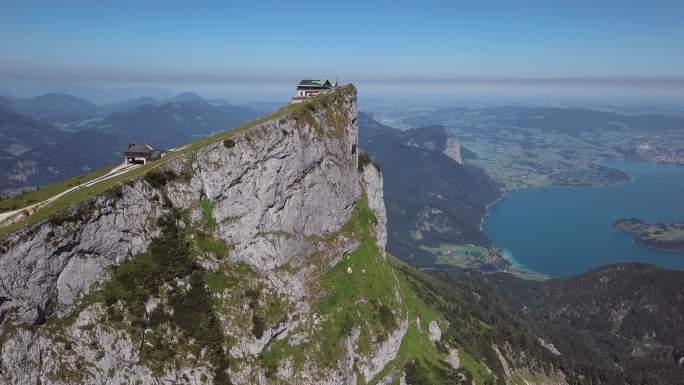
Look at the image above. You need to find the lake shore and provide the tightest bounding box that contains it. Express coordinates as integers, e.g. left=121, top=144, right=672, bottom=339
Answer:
left=613, top=218, right=684, bottom=251
left=482, top=159, right=684, bottom=277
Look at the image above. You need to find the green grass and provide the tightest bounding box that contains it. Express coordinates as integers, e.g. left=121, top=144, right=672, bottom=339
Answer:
left=366, top=257, right=454, bottom=385
left=511, top=373, right=528, bottom=385
left=316, top=195, right=402, bottom=364
left=200, top=199, right=217, bottom=231
left=425, top=244, right=492, bottom=270
left=394, top=324, right=443, bottom=375
left=369, top=258, right=502, bottom=385
left=0, top=166, right=115, bottom=212
left=204, top=269, right=236, bottom=292
left=367, top=261, right=448, bottom=385
left=459, top=349, right=491, bottom=385
left=92, top=207, right=232, bottom=383
left=204, top=262, right=259, bottom=320
left=0, top=160, right=162, bottom=237
left=392, top=261, right=440, bottom=333
left=0, top=85, right=356, bottom=238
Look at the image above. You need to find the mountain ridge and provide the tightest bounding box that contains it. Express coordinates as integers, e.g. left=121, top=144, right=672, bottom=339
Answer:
left=359, top=113, right=500, bottom=267
left=10, top=92, right=105, bottom=123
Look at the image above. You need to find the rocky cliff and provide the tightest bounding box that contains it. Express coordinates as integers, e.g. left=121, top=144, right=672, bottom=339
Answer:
left=0, top=86, right=413, bottom=385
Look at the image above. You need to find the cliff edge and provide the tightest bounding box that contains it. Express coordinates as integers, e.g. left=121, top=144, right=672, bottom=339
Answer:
left=0, top=86, right=407, bottom=385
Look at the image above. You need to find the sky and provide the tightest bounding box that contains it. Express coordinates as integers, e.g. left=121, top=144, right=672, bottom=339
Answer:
left=1, top=0, right=684, bottom=102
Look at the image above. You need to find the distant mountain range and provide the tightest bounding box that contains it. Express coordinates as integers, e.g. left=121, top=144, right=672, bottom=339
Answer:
left=0, top=106, right=69, bottom=159
left=238, top=100, right=286, bottom=114
left=104, top=96, right=159, bottom=113
left=94, top=98, right=260, bottom=149
left=402, top=105, right=684, bottom=136
left=104, top=92, right=243, bottom=113
left=6, top=93, right=106, bottom=124
left=0, top=91, right=264, bottom=193
left=359, top=113, right=500, bottom=267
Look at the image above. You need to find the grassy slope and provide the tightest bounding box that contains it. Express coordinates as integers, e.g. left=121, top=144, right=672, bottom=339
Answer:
left=0, top=85, right=356, bottom=237
left=0, top=166, right=114, bottom=212
left=317, top=196, right=401, bottom=357
left=385, top=260, right=498, bottom=385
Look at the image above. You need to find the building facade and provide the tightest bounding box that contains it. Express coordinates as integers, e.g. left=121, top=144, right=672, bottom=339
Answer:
left=291, top=79, right=335, bottom=103
left=121, top=144, right=165, bottom=164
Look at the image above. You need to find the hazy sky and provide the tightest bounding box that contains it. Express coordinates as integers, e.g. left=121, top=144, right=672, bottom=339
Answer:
left=2, top=0, right=684, bottom=99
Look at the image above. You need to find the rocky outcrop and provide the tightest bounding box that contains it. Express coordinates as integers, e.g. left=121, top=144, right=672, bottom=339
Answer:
left=445, top=348, right=460, bottom=369
left=443, top=136, right=462, bottom=163
left=358, top=318, right=408, bottom=382
left=428, top=320, right=442, bottom=342
left=538, top=338, right=562, bottom=356
left=359, top=162, right=387, bottom=255
left=493, top=344, right=512, bottom=379
left=0, top=183, right=160, bottom=324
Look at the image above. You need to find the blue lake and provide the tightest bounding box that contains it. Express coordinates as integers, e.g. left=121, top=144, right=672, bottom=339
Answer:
left=484, top=160, right=684, bottom=277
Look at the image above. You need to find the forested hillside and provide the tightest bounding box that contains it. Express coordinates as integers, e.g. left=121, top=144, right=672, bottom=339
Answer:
left=359, top=113, right=500, bottom=267
left=449, top=263, right=684, bottom=384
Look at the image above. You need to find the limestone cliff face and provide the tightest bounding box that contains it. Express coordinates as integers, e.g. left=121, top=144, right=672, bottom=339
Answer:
left=358, top=163, right=387, bottom=255
left=0, top=86, right=407, bottom=385
left=443, top=136, right=462, bottom=164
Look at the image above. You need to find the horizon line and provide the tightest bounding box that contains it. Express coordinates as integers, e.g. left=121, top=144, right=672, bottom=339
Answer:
left=2, top=69, right=684, bottom=88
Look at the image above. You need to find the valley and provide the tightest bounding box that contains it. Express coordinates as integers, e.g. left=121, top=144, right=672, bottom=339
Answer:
left=358, top=113, right=502, bottom=270
left=384, top=106, right=684, bottom=192
left=363, top=105, right=684, bottom=277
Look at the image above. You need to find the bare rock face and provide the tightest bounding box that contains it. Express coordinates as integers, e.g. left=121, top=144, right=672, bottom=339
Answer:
left=446, top=348, right=460, bottom=369
left=0, top=86, right=408, bottom=385
left=358, top=318, right=408, bottom=382
left=428, top=320, right=442, bottom=342
left=443, top=136, right=462, bottom=164
left=538, top=338, right=562, bottom=356
left=192, top=94, right=359, bottom=272
left=0, top=183, right=161, bottom=324
left=493, top=344, right=512, bottom=379
left=359, top=162, right=387, bottom=255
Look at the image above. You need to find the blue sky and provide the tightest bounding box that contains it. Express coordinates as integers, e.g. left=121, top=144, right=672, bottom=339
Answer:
left=1, top=0, right=684, bottom=99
